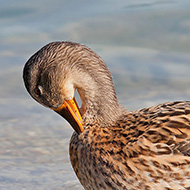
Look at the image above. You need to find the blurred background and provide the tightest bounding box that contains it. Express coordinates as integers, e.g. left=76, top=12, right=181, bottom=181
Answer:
left=0, top=0, right=190, bottom=189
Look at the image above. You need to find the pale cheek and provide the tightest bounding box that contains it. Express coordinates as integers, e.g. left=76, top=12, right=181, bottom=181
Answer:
left=62, top=82, right=75, bottom=100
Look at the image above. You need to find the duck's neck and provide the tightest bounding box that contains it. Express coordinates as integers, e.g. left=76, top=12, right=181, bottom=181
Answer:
left=76, top=71, right=127, bottom=127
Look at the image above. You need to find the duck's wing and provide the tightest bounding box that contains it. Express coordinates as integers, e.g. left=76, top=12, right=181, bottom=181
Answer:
left=122, top=101, right=190, bottom=189
left=139, top=101, right=190, bottom=155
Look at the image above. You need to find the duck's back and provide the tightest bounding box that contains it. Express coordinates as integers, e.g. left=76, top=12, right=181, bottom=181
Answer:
left=70, top=101, right=190, bottom=190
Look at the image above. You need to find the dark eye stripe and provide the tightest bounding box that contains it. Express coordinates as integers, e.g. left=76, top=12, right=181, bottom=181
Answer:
left=34, top=88, right=41, bottom=96
left=34, top=85, right=43, bottom=96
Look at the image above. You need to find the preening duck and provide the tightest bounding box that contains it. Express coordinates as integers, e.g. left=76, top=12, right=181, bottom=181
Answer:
left=23, top=41, right=190, bottom=190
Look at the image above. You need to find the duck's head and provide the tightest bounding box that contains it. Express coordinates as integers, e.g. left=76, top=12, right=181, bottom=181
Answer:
left=23, top=42, right=124, bottom=134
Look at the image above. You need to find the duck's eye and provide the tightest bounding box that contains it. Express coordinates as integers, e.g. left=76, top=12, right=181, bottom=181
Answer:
left=34, top=86, right=43, bottom=96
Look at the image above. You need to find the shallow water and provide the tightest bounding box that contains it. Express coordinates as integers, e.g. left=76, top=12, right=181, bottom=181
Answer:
left=0, top=0, right=190, bottom=189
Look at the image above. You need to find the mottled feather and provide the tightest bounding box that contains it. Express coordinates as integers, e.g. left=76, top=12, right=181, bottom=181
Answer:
left=70, top=101, right=190, bottom=190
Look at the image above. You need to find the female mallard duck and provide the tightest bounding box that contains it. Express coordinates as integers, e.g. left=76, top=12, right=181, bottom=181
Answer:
left=23, top=41, right=190, bottom=190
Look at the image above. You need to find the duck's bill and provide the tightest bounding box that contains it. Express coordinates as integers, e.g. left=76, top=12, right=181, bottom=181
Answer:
left=52, top=98, right=84, bottom=134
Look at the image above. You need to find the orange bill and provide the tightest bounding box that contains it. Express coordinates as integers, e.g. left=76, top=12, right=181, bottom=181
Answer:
left=52, top=98, right=83, bottom=134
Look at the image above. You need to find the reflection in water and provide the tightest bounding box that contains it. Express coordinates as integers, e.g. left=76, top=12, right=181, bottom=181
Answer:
left=0, top=0, right=190, bottom=189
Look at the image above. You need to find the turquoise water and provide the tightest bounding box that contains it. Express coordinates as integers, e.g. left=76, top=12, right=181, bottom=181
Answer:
left=0, top=0, right=190, bottom=189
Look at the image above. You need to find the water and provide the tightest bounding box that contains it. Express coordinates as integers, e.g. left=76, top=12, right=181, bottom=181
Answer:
left=0, top=0, right=190, bottom=189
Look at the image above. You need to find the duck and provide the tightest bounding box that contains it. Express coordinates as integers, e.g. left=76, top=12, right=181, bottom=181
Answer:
left=23, top=41, right=190, bottom=190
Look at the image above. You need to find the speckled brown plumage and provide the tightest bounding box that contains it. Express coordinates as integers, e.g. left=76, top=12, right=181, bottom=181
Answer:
left=70, top=101, right=190, bottom=190
left=23, top=42, right=190, bottom=190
